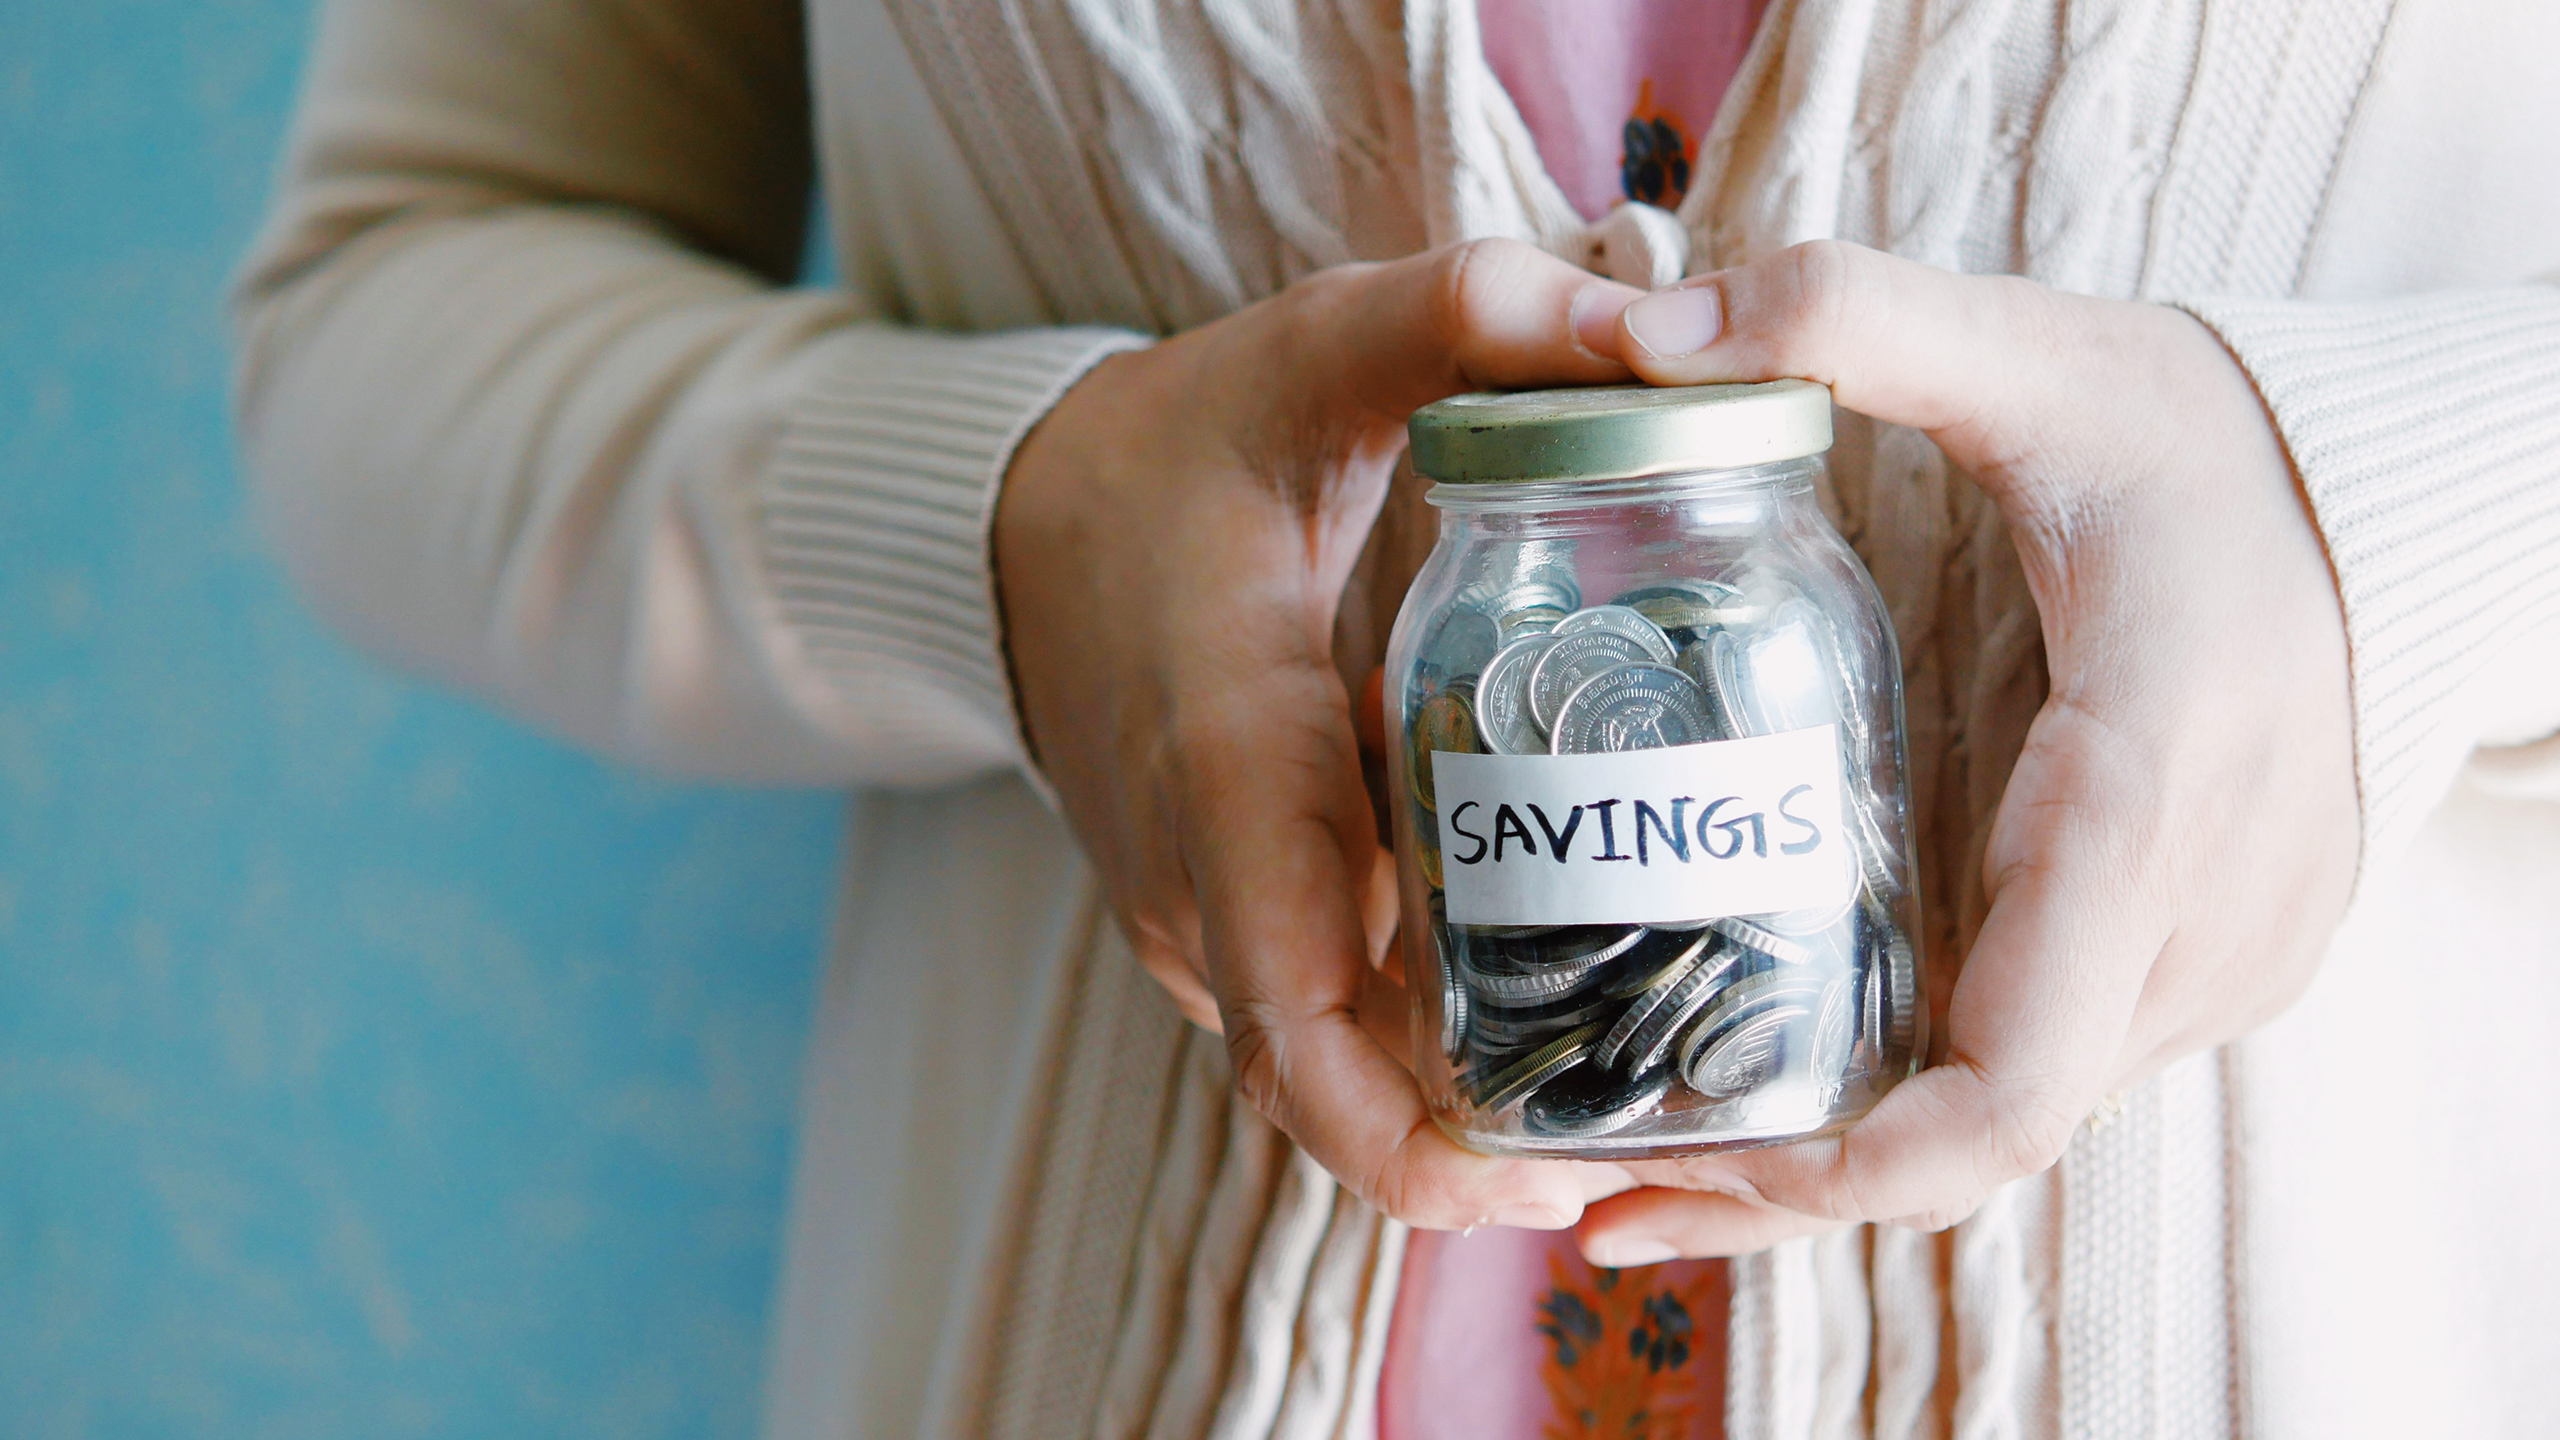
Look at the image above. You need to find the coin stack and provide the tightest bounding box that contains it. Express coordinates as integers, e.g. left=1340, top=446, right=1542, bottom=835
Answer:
left=1405, top=574, right=1921, bottom=1144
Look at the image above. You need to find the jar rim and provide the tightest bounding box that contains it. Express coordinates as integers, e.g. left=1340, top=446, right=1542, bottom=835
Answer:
left=1408, top=380, right=1833, bottom=484
left=1424, top=456, right=1820, bottom=512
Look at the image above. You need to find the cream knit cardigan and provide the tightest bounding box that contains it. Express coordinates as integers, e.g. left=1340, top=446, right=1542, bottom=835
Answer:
left=236, top=0, right=2560, bottom=1435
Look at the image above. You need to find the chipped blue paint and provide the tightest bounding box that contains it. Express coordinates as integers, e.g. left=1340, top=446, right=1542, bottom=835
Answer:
left=0, top=5, right=844, bottom=1436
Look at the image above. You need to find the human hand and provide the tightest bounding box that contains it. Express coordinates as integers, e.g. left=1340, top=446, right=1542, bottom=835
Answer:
left=1571, top=241, right=2359, bottom=1261
left=995, top=241, right=1642, bottom=1230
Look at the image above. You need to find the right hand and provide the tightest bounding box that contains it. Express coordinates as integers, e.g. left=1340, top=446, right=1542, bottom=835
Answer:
left=995, top=240, right=1641, bottom=1231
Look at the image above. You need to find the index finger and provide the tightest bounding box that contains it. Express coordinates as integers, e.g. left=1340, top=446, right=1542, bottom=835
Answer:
left=1585, top=701, right=2169, bottom=1236
left=1178, top=655, right=1592, bottom=1231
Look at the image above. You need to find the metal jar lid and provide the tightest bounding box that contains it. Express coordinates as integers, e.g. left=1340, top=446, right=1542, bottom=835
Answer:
left=1408, top=379, right=1833, bottom=484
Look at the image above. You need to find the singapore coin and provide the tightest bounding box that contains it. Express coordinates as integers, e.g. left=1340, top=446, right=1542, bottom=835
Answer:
left=1473, top=1024, right=1601, bottom=1111
left=1459, top=946, right=1621, bottom=1004
left=1474, top=635, right=1556, bottom=754
left=1595, top=939, right=1731, bottom=1070
left=1881, top=928, right=1918, bottom=1069
left=1612, top=581, right=1759, bottom=643
left=1522, top=1063, right=1675, bottom=1139
left=1551, top=604, right=1679, bottom=662
left=1686, top=630, right=1751, bottom=736
left=1851, top=792, right=1903, bottom=898
left=1526, top=630, right=1655, bottom=734
left=1680, top=1003, right=1805, bottom=1098
left=1809, top=974, right=1856, bottom=1097
left=1678, top=971, right=1827, bottom=1061
left=1468, top=992, right=1619, bottom=1051
left=1406, top=684, right=1480, bottom=813
left=1466, top=923, right=1648, bottom=974
left=1442, top=957, right=1470, bottom=1061
left=1551, top=662, right=1720, bottom=754
left=1602, top=930, right=1717, bottom=999
left=1498, top=603, right=1572, bottom=640
left=1710, top=914, right=1818, bottom=967
left=1622, top=959, right=1737, bottom=1077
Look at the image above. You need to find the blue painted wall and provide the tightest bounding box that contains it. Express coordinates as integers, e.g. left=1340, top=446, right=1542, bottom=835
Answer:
left=1, top=4, right=846, bottom=1435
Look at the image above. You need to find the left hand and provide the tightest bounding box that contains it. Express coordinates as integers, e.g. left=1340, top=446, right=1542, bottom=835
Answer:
left=1569, top=241, right=2360, bottom=1262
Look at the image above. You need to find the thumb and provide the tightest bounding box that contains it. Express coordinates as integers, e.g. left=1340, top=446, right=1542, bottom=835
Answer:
left=1612, top=241, right=2092, bottom=491
left=1307, top=239, right=1644, bottom=422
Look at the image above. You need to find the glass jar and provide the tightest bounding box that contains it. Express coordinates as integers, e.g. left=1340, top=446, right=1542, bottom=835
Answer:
left=1386, top=381, right=1925, bottom=1159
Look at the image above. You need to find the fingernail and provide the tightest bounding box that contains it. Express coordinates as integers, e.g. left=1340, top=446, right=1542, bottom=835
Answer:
left=1584, top=1235, right=1680, bottom=1268
left=1491, top=1203, right=1575, bottom=1231
left=1569, top=282, right=1638, bottom=360
left=1622, top=283, right=1723, bottom=360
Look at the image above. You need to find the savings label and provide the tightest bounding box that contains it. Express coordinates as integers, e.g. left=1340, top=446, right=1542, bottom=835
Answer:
left=1433, top=725, right=1854, bottom=925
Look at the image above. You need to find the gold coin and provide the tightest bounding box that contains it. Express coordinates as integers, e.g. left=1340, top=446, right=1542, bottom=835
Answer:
left=1418, top=826, right=1445, bottom=889
left=1405, top=685, right=1480, bottom=813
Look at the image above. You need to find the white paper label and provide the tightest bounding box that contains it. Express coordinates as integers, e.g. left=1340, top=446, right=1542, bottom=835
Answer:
left=1433, top=726, right=1854, bottom=925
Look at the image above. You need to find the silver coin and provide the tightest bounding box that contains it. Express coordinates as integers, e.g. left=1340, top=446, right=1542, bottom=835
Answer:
left=1601, top=930, right=1716, bottom=999
left=1419, top=606, right=1502, bottom=681
left=1498, top=604, right=1572, bottom=641
left=1851, top=791, right=1903, bottom=898
left=1442, top=959, right=1470, bottom=1062
left=1469, top=993, right=1619, bottom=1050
left=1460, top=945, right=1622, bottom=1004
left=1472, top=1024, right=1601, bottom=1111
left=1522, top=1064, right=1675, bottom=1139
left=1809, top=974, right=1856, bottom=1103
left=1881, top=928, right=1918, bottom=1070
left=1466, top=924, right=1648, bottom=975
left=1612, top=582, right=1761, bottom=640
left=1550, top=662, right=1720, bottom=755
left=1687, top=630, right=1750, bottom=736
left=1711, top=915, right=1818, bottom=967
left=1681, top=1003, right=1804, bottom=1097
left=1526, top=630, right=1656, bottom=733
left=1676, top=971, right=1827, bottom=1066
left=1622, top=958, right=1736, bottom=1076
left=1596, top=939, right=1733, bottom=1069
left=1473, top=635, right=1555, bottom=754
left=1550, top=605, right=1678, bottom=662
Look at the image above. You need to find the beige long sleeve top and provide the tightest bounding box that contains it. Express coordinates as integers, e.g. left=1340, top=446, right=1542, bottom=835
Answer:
left=236, top=0, right=2560, bottom=1434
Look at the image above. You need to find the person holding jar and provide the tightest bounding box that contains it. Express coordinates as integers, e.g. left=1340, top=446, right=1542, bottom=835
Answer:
left=232, top=0, right=2560, bottom=1433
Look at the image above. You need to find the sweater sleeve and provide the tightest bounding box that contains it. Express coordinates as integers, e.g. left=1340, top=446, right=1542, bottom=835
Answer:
left=2177, top=289, right=2560, bottom=873
left=232, top=0, right=1146, bottom=786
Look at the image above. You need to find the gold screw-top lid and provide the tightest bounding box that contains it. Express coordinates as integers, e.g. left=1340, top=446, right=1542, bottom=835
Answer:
left=1408, top=380, right=1833, bottom=483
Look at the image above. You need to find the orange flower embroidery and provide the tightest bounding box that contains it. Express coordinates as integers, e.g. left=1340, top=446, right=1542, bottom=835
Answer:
left=1620, top=79, right=1697, bottom=209
left=1533, top=1253, right=1724, bottom=1440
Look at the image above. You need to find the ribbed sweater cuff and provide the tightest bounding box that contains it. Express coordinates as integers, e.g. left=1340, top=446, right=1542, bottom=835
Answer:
left=757, top=324, right=1150, bottom=776
left=2178, top=289, right=2560, bottom=873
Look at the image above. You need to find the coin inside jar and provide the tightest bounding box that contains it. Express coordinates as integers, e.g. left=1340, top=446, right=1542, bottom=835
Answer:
left=1680, top=1004, right=1801, bottom=1097
left=1471, top=1024, right=1601, bottom=1111
left=1406, top=683, right=1480, bottom=812
left=1473, top=634, right=1556, bottom=754
left=1549, top=604, right=1678, bottom=661
left=1526, top=629, right=1658, bottom=733
left=1521, top=1063, right=1674, bottom=1139
left=1550, top=661, right=1720, bottom=754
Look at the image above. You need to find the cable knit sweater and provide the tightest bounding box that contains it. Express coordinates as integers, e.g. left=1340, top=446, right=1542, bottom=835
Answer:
left=235, top=0, right=2560, bottom=1435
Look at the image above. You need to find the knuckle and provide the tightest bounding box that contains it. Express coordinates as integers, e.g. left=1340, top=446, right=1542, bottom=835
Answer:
left=1979, top=1080, right=2082, bottom=1185
left=1220, top=998, right=1293, bottom=1118
left=1427, top=238, right=1533, bottom=350
left=1779, top=239, right=1864, bottom=351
